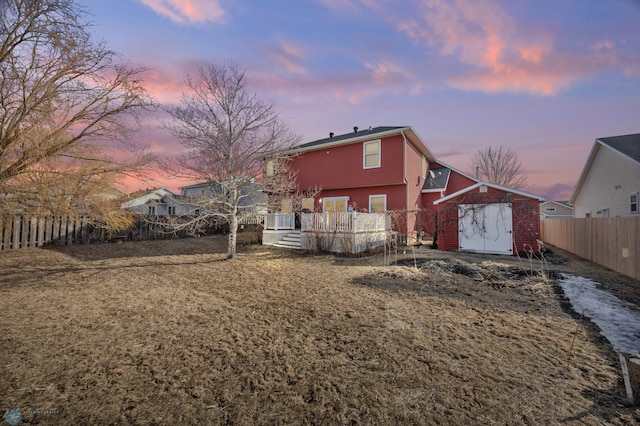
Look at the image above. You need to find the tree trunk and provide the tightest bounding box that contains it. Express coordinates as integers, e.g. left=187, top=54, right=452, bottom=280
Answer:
left=227, top=213, right=239, bottom=259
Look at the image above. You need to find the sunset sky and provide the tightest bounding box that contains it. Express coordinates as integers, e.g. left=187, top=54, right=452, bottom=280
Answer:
left=78, top=0, right=640, bottom=200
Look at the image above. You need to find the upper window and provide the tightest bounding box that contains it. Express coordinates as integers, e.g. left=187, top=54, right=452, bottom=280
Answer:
left=363, top=140, right=381, bottom=169
left=544, top=207, right=556, bottom=212
left=421, top=155, right=428, bottom=179
left=369, top=194, right=387, bottom=213
left=266, top=159, right=275, bottom=176
left=631, top=192, right=638, bottom=214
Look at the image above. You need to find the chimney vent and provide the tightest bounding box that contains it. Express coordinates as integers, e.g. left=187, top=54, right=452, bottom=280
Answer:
left=353, top=126, right=358, bottom=133
left=329, top=132, right=334, bottom=138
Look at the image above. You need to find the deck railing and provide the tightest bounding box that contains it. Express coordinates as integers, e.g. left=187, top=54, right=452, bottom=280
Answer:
left=264, top=213, right=295, bottom=230
left=301, top=212, right=389, bottom=233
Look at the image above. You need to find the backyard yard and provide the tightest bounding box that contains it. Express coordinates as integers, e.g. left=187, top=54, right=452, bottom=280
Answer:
left=1, top=235, right=639, bottom=424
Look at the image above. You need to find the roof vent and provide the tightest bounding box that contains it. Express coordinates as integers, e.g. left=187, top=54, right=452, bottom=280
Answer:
left=329, top=132, right=334, bottom=138
left=353, top=126, right=358, bottom=133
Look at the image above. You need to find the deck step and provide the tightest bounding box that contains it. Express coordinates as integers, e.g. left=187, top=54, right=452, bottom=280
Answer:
left=272, top=231, right=302, bottom=250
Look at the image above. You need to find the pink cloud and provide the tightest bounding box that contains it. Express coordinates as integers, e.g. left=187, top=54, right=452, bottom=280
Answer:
left=136, top=0, right=225, bottom=24
left=266, top=38, right=308, bottom=74
left=372, top=0, right=618, bottom=96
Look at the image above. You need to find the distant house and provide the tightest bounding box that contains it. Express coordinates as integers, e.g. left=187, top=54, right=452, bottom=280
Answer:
left=571, top=133, right=640, bottom=218
left=121, top=188, right=192, bottom=216
left=180, top=181, right=267, bottom=214
left=540, top=201, right=573, bottom=220
left=265, top=126, right=544, bottom=254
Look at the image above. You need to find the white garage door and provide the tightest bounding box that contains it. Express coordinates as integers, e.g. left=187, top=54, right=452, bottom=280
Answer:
left=458, top=203, right=513, bottom=255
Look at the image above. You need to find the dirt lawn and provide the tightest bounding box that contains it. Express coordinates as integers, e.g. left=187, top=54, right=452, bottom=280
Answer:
left=1, top=235, right=639, bottom=425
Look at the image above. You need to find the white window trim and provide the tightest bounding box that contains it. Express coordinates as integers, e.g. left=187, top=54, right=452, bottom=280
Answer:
left=369, top=194, right=387, bottom=213
left=630, top=192, right=639, bottom=214
left=363, top=140, right=381, bottom=169
left=322, top=196, right=350, bottom=213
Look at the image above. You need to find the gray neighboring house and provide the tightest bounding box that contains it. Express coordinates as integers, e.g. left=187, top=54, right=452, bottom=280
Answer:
left=121, top=188, right=195, bottom=216
left=571, top=133, right=640, bottom=218
left=540, top=201, right=573, bottom=220
left=180, top=181, right=267, bottom=214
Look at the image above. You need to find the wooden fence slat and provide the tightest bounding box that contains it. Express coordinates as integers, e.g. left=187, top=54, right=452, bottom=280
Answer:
left=542, top=216, right=640, bottom=281
left=0, top=214, right=244, bottom=251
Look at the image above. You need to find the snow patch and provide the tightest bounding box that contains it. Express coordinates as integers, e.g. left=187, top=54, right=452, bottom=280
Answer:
left=559, top=274, right=640, bottom=354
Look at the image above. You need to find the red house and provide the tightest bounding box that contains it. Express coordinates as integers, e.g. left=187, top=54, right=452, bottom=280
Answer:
left=268, top=126, right=544, bottom=254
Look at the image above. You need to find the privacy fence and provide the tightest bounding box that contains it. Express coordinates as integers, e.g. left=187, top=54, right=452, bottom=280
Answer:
left=541, top=216, right=640, bottom=281
left=0, top=214, right=265, bottom=251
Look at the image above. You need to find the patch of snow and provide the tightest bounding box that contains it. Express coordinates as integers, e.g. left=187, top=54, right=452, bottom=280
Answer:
left=559, top=274, right=640, bottom=354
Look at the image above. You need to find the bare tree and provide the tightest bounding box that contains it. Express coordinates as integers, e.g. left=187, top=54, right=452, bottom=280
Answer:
left=262, top=155, right=320, bottom=213
left=470, top=145, right=527, bottom=189
left=163, top=62, right=301, bottom=259
left=0, top=0, right=153, bottom=223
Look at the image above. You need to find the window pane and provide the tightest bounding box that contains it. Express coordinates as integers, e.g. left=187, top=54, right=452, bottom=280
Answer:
left=302, top=198, right=314, bottom=211
left=364, top=141, right=380, bottom=168
left=370, top=195, right=385, bottom=212
left=282, top=199, right=293, bottom=214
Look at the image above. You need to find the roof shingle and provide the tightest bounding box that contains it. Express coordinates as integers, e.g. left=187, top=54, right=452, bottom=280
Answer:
left=598, top=133, right=640, bottom=163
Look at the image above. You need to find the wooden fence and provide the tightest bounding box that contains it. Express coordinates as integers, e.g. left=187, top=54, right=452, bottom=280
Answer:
left=1, top=214, right=265, bottom=251
left=541, top=216, right=640, bottom=280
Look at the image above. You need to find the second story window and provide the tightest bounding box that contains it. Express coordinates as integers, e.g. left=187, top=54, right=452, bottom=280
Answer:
left=363, top=140, right=381, bottom=169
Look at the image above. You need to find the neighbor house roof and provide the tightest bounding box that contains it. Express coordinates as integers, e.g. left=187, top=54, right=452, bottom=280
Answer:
left=121, top=188, right=176, bottom=209
left=598, top=133, right=640, bottom=163
left=433, top=182, right=545, bottom=205
left=540, top=200, right=573, bottom=209
left=287, top=126, right=437, bottom=161
left=570, top=133, right=640, bottom=204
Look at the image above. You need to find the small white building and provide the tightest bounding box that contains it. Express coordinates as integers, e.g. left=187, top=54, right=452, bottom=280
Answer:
left=540, top=201, right=573, bottom=220
left=121, top=188, right=196, bottom=216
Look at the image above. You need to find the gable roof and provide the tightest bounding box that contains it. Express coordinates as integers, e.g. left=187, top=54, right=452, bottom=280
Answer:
left=433, top=182, right=545, bottom=205
left=540, top=200, right=573, bottom=209
left=598, top=133, right=640, bottom=163
left=121, top=188, right=177, bottom=209
left=288, top=126, right=437, bottom=161
left=570, top=133, right=640, bottom=204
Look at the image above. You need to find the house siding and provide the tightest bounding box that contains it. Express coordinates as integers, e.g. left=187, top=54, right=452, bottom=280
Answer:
left=292, top=135, right=406, bottom=191
left=405, top=140, right=425, bottom=237
left=573, top=145, right=640, bottom=218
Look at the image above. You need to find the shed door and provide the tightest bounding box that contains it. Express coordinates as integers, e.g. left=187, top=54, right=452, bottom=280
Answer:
left=458, top=204, right=513, bottom=254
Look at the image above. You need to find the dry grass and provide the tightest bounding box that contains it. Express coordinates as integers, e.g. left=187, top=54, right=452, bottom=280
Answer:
left=0, top=236, right=638, bottom=425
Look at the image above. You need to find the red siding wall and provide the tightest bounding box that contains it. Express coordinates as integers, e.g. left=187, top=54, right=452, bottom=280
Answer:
left=314, top=186, right=406, bottom=212
left=435, top=186, right=541, bottom=254
left=292, top=135, right=406, bottom=190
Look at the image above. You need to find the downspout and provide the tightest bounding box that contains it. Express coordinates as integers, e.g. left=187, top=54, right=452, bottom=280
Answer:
left=401, top=129, right=409, bottom=242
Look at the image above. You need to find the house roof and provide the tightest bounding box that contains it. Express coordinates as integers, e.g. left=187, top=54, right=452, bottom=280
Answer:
left=540, top=200, right=573, bottom=209
left=433, top=182, right=545, bottom=205
left=422, top=167, right=451, bottom=192
left=598, top=133, right=640, bottom=163
left=121, top=188, right=176, bottom=209
left=288, top=126, right=437, bottom=161
left=570, top=133, right=640, bottom=204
